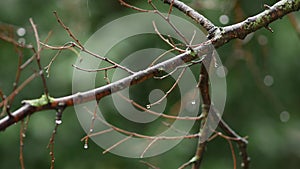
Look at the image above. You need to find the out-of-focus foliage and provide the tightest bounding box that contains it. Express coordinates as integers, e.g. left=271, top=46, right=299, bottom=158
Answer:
left=0, top=0, right=300, bottom=169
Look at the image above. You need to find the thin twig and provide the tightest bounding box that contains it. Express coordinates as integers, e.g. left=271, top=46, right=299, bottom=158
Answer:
left=103, top=135, right=132, bottom=154
left=227, top=139, right=237, bottom=169
left=103, top=70, right=203, bottom=121
left=118, top=93, right=203, bottom=121
left=148, top=48, right=175, bottom=67
left=218, top=119, right=250, bottom=169
left=161, top=0, right=216, bottom=33
left=72, top=64, right=117, bottom=72
left=84, top=106, right=200, bottom=141
left=29, top=18, right=49, bottom=98
left=119, top=0, right=151, bottom=12
left=81, top=128, right=114, bottom=141
left=0, top=72, right=39, bottom=108
left=53, top=11, right=84, bottom=48
left=140, top=138, right=158, bottom=158
left=140, top=160, right=160, bottom=169
left=147, top=67, right=186, bottom=108
left=152, top=21, right=185, bottom=52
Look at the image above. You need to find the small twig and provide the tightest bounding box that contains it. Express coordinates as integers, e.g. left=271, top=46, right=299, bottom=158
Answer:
left=140, top=160, right=160, bottom=169
left=0, top=91, right=12, bottom=118
left=0, top=33, right=33, bottom=49
left=119, top=0, right=152, bottom=12
left=83, top=104, right=99, bottom=149
left=227, top=139, right=237, bottom=169
left=81, top=128, right=114, bottom=141
left=154, top=57, right=205, bottom=80
left=161, top=121, right=189, bottom=135
left=151, top=7, right=190, bottom=45
left=40, top=41, right=76, bottom=50
left=264, top=25, right=274, bottom=33
left=161, top=0, right=216, bottom=33
left=53, top=12, right=135, bottom=74
left=140, top=138, right=158, bottom=158
left=0, top=72, right=39, bottom=108
left=47, top=124, right=58, bottom=169
left=178, top=160, right=193, bottom=169
left=218, top=119, right=250, bottom=169
left=72, top=64, right=117, bottom=72
left=19, top=31, right=53, bottom=70
left=147, top=67, right=186, bottom=108
left=152, top=21, right=185, bottom=52
left=148, top=48, right=175, bottom=67
left=84, top=107, right=200, bottom=141
left=53, top=11, right=84, bottom=49
left=19, top=119, right=27, bottom=169
left=29, top=18, right=49, bottom=99
left=118, top=93, right=203, bottom=121
left=167, top=0, right=175, bottom=18
left=12, top=46, right=23, bottom=93
left=103, top=135, right=132, bottom=154
left=20, top=54, right=36, bottom=70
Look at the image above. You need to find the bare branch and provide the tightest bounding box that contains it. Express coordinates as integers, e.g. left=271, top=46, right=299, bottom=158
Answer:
left=162, top=0, right=216, bottom=33
left=1, top=0, right=299, bottom=135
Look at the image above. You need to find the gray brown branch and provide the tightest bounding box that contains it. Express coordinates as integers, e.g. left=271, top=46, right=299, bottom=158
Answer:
left=1, top=0, right=300, bottom=133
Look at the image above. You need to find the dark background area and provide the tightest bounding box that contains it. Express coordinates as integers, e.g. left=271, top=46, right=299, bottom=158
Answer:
left=0, top=0, right=300, bottom=168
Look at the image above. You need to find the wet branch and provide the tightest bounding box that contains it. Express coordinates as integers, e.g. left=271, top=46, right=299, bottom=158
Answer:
left=1, top=0, right=300, bottom=134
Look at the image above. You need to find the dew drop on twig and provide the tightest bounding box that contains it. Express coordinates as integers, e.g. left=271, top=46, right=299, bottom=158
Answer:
left=84, top=143, right=88, bottom=149
left=55, top=119, right=62, bottom=125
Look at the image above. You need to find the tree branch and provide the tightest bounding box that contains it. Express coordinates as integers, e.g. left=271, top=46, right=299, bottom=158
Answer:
left=1, top=0, right=300, bottom=132
left=162, top=0, right=216, bottom=33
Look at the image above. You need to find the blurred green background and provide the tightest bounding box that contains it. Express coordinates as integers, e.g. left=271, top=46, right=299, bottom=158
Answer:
left=0, top=0, right=300, bottom=168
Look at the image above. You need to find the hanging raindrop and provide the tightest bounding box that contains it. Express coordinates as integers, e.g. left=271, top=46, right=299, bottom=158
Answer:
left=55, top=119, right=62, bottom=125
left=84, top=143, right=88, bottom=149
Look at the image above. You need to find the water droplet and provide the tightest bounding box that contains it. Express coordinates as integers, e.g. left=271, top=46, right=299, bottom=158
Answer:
left=89, top=129, right=94, bottom=133
left=22, top=133, right=26, bottom=138
left=280, top=111, right=290, bottom=122
left=17, top=27, right=26, bottom=36
left=263, top=75, right=274, bottom=87
left=219, top=15, right=229, bottom=25
left=55, top=119, right=62, bottom=125
left=84, top=143, right=88, bottom=149
left=191, top=100, right=196, bottom=105
left=146, top=105, right=151, bottom=109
